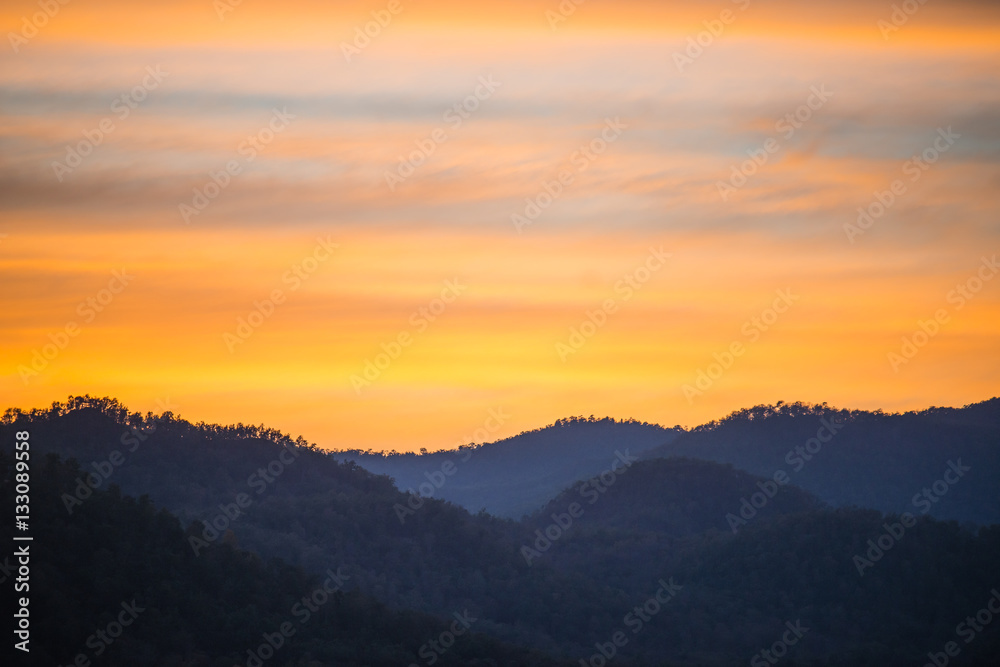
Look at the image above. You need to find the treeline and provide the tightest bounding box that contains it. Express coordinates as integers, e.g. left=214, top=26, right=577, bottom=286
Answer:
left=1, top=394, right=318, bottom=450
left=335, top=414, right=677, bottom=458
left=3, top=398, right=1000, bottom=665
left=645, top=397, right=1000, bottom=525
left=690, top=397, right=1000, bottom=433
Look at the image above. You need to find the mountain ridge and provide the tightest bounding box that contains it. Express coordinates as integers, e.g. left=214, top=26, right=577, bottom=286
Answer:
left=3, top=395, right=1000, bottom=665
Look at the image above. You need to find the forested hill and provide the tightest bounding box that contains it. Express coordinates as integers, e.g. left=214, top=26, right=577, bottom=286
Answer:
left=4, top=396, right=1000, bottom=665
left=0, top=451, right=566, bottom=666
left=1, top=397, right=650, bottom=655
left=331, top=400, right=1000, bottom=525
left=528, top=457, right=824, bottom=537
left=333, top=415, right=681, bottom=517
left=642, top=399, right=1000, bottom=524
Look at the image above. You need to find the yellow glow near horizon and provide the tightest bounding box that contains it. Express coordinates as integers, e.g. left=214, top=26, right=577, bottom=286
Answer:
left=2, top=225, right=998, bottom=450
left=1, top=0, right=998, bottom=450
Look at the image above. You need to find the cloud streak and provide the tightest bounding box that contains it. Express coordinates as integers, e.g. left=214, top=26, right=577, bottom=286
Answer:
left=1, top=1, right=998, bottom=449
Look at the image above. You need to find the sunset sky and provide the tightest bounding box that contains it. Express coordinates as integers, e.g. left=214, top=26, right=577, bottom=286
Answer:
left=2, top=0, right=998, bottom=451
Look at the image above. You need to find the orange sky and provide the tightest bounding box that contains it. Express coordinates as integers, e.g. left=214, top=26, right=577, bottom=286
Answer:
left=1, top=0, right=998, bottom=450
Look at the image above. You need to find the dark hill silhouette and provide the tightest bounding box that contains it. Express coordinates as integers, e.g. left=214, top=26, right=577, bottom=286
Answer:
left=643, top=399, right=1000, bottom=525
left=0, top=451, right=566, bottom=667
left=331, top=399, right=1000, bottom=525
left=529, top=457, right=824, bottom=537
left=4, top=396, right=1000, bottom=665
left=1, top=398, right=631, bottom=655
left=333, top=415, right=681, bottom=517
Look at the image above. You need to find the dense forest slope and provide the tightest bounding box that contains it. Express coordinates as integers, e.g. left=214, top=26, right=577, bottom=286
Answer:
left=643, top=399, right=1000, bottom=524
left=527, top=457, right=824, bottom=537
left=332, top=400, right=1000, bottom=525
left=333, top=416, right=681, bottom=517
left=0, top=451, right=564, bottom=667
left=3, top=396, right=999, bottom=665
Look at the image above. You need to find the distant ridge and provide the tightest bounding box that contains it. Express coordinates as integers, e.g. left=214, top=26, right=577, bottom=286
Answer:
left=643, top=398, right=1000, bottom=524
left=4, top=395, right=1000, bottom=665
left=335, top=398, right=1000, bottom=524
left=333, top=415, right=682, bottom=517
